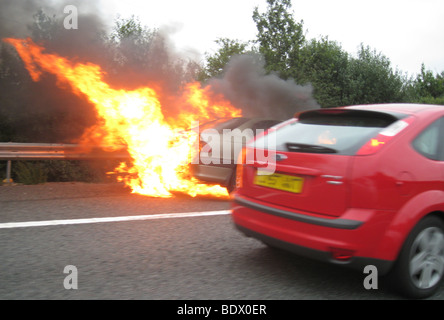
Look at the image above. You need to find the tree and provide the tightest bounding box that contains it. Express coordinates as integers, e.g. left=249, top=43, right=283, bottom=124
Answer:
left=343, top=45, right=406, bottom=105
left=106, top=16, right=201, bottom=91
left=197, top=38, right=252, bottom=82
left=251, top=1, right=413, bottom=107
left=28, top=8, right=60, bottom=41
left=253, top=0, right=305, bottom=80
left=300, top=37, right=349, bottom=107
left=0, top=43, right=27, bottom=142
left=108, top=15, right=157, bottom=70
left=413, top=64, right=444, bottom=104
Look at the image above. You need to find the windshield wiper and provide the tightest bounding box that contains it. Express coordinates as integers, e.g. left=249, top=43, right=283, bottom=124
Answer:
left=286, top=143, right=338, bottom=154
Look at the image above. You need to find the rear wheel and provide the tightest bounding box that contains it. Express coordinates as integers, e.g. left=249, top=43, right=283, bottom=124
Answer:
left=390, top=216, right=444, bottom=299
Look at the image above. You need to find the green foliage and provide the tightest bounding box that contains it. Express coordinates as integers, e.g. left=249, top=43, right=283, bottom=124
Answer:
left=250, top=1, right=419, bottom=108
left=343, top=45, right=406, bottom=105
left=416, top=96, right=444, bottom=105
left=299, top=37, right=350, bottom=107
left=414, top=64, right=444, bottom=101
left=106, top=15, right=201, bottom=90
left=106, top=15, right=158, bottom=72
left=0, top=162, right=5, bottom=182
left=253, top=0, right=305, bottom=80
left=29, top=8, right=60, bottom=41
left=44, top=160, right=120, bottom=183
left=0, top=107, right=13, bottom=142
left=44, top=160, right=89, bottom=182
left=13, top=161, right=48, bottom=185
left=198, top=38, right=253, bottom=82
left=111, top=15, right=147, bottom=41
left=7, top=160, right=120, bottom=185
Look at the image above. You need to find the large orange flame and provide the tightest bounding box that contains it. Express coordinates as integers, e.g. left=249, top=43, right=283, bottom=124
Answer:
left=4, top=37, right=241, bottom=198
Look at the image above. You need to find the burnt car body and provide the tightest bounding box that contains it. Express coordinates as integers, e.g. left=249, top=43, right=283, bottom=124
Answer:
left=191, top=117, right=283, bottom=192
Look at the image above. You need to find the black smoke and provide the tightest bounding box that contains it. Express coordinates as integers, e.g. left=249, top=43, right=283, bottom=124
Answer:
left=0, top=1, right=319, bottom=144
left=0, top=0, right=202, bottom=144
left=0, top=0, right=110, bottom=143
left=0, top=0, right=107, bottom=57
left=208, top=54, right=319, bottom=120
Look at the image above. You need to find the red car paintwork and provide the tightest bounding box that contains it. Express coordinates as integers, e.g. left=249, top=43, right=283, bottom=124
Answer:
left=231, top=104, right=444, bottom=275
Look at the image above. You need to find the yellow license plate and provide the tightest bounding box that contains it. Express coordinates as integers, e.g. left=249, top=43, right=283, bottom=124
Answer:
left=254, top=171, right=304, bottom=193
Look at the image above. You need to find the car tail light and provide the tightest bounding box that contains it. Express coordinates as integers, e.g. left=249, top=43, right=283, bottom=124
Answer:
left=356, top=116, right=414, bottom=156
left=236, top=147, right=247, bottom=189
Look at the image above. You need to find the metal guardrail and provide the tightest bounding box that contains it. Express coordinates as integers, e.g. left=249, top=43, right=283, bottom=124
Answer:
left=0, top=142, right=130, bottom=160
left=0, top=142, right=130, bottom=185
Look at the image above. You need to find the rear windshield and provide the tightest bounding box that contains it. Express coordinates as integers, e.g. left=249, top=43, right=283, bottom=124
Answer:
left=251, top=109, right=401, bottom=155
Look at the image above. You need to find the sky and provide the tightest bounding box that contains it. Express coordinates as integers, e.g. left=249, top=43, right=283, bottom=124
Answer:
left=99, top=0, right=444, bottom=77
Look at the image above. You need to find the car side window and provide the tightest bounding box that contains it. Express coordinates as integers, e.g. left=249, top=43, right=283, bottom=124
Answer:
left=412, top=117, right=443, bottom=161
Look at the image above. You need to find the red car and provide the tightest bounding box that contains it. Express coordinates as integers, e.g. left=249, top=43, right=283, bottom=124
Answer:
left=231, top=103, right=444, bottom=299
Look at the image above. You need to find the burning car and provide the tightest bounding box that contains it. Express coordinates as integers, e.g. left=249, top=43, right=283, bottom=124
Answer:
left=191, top=117, right=283, bottom=193
left=4, top=37, right=243, bottom=198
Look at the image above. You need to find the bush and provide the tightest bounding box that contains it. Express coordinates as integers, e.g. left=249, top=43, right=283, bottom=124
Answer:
left=44, top=160, right=121, bottom=183
left=416, top=96, right=444, bottom=106
left=7, top=159, right=122, bottom=185
left=13, top=161, right=48, bottom=185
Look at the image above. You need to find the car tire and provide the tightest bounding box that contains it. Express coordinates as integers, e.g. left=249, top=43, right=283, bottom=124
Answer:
left=226, top=169, right=236, bottom=194
left=389, top=215, right=444, bottom=299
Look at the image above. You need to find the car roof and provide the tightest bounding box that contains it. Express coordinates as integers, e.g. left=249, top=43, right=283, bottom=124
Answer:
left=344, top=103, right=444, bottom=115
left=201, top=117, right=282, bottom=127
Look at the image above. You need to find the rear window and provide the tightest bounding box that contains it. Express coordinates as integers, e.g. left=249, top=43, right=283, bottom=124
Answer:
left=251, top=109, right=402, bottom=155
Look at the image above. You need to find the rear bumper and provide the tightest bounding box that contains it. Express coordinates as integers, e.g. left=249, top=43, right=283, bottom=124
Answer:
left=190, top=163, right=234, bottom=186
left=234, top=195, right=363, bottom=229
left=231, top=194, right=396, bottom=275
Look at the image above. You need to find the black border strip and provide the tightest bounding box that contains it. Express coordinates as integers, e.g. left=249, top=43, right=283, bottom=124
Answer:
left=234, top=195, right=363, bottom=230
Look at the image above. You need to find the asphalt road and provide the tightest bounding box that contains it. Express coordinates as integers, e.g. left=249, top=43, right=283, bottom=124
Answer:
left=0, top=182, right=443, bottom=301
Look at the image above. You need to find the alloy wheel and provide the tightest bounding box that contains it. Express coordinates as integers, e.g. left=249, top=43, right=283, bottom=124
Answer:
left=409, top=226, right=444, bottom=289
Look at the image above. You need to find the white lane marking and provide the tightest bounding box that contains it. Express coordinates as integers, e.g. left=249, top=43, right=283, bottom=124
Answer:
left=0, top=210, right=231, bottom=229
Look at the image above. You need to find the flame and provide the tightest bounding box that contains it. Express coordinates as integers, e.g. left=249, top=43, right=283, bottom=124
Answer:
left=4, top=37, right=241, bottom=198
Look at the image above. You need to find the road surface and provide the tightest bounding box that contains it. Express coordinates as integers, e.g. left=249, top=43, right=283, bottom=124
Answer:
left=0, top=182, right=443, bottom=301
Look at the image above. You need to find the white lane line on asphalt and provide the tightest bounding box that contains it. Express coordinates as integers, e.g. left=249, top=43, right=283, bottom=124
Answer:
left=0, top=210, right=231, bottom=229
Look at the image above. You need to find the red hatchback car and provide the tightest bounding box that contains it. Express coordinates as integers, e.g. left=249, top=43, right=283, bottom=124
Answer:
left=231, top=103, right=444, bottom=299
